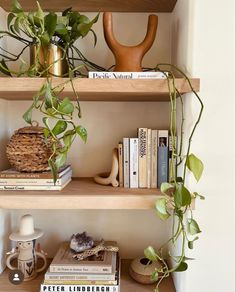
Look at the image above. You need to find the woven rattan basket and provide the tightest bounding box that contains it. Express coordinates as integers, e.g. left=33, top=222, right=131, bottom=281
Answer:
left=6, top=124, right=54, bottom=172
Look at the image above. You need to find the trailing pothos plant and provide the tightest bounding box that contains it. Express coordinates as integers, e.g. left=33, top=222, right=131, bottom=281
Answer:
left=0, top=0, right=103, bottom=181
left=143, top=64, right=204, bottom=292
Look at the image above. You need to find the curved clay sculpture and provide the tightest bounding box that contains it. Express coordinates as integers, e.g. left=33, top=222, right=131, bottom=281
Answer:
left=103, top=12, right=158, bottom=72
left=94, top=148, right=119, bottom=187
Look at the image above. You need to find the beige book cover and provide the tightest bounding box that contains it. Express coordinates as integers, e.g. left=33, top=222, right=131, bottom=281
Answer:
left=50, top=242, right=117, bottom=274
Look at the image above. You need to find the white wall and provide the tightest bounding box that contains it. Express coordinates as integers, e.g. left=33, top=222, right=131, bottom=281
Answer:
left=171, top=1, right=235, bottom=292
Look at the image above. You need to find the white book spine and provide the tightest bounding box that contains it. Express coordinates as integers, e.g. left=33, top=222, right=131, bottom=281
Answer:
left=44, top=273, right=116, bottom=281
left=49, top=264, right=112, bottom=274
left=123, top=138, right=130, bottom=188
left=147, top=129, right=152, bottom=188
left=0, top=170, right=72, bottom=186
left=0, top=179, right=71, bottom=191
left=89, top=71, right=167, bottom=79
left=151, top=130, right=158, bottom=188
left=129, top=138, right=139, bottom=188
left=41, top=284, right=119, bottom=292
left=138, top=128, right=148, bottom=188
left=118, top=143, right=123, bottom=187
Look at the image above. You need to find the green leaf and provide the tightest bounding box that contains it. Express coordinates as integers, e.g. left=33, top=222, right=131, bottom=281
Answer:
left=186, top=153, right=204, bottom=182
left=188, top=219, right=201, bottom=235
left=0, top=59, right=12, bottom=76
left=13, top=17, right=21, bottom=34
left=55, top=23, right=68, bottom=35
left=154, top=288, right=160, bottom=292
left=40, top=32, right=50, bottom=45
left=151, top=270, right=159, bottom=282
left=160, top=182, right=173, bottom=194
left=63, top=130, right=75, bottom=149
left=155, top=198, right=170, bottom=220
left=144, top=246, right=159, bottom=262
left=193, top=192, right=205, bottom=200
left=76, top=126, right=87, bottom=142
left=174, top=184, right=191, bottom=208
left=22, top=106, right=33, bottom=125
left=175, top=262, right=188, bottom=272
left=7, top=13, right=15, bottom=29
left=45, top=12, right=57, bottom=38
left=78, top=15, right=90, bottom=24
left=36, top=1, right=44, bottom=20
left=52, top=120, right=67, bottom=136
left=62, top=7, right=72, bottom=16
left=55, top=152, right=67, bottom=169
left=77, top=13, right=99, bottom=37
left=11, top=0, right=23, bottom=13
left=48, top=158, right=57, bottom=184
left=58, top=97, right=74, bottom=114
left=43, top=128, right=50, bottom=139
left=188, top=236, right=199, bottom=249
left=28, top=12, right=35, bottom=26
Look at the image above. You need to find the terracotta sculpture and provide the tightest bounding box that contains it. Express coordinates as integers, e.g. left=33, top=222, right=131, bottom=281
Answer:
left=103, top=12, right=158, bottom=72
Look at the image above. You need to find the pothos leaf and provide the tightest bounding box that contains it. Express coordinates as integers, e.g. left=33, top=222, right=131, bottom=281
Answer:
left=175, top=261, right=188, bottom=272
left=55, top=152, right=67, bottom=169
left=11, top=0, right=23, bottom=13
left=155, top=198, right=170, bottom=220
left=186, top=153, right=204, bottom=182
left=188, top=219, right=201, bottom=235
left=144, top=246, right=159, bottom=262
left=174, top=184, right=191, bottom=208
left=188, top=236, right=199, bottom=249
left=52, top=120, right=67, bottom=136
left=76, top=126, right=87, bottom=142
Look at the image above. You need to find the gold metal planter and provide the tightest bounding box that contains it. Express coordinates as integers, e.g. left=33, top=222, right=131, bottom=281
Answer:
left=30, top=44, right=68, bottom=77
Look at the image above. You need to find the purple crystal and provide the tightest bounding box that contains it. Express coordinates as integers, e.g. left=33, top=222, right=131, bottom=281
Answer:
left=70, top=232, right=94, bottom=253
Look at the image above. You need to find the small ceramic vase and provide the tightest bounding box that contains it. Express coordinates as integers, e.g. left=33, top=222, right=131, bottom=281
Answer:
left=129, top=256, right=162, bottom=284
left=6, top=214, right=47, bottom=281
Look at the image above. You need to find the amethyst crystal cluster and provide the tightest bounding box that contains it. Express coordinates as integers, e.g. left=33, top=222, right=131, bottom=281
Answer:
left=70, top=232, right=94, bottom=253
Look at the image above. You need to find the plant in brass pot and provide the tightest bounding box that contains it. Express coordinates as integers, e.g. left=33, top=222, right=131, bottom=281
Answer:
left=0, top=0, right=101, bottom=180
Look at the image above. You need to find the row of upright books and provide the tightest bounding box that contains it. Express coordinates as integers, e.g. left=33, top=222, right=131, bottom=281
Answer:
left=41, top=241, right=120, bottom=292
left=0, top=165, right=72, bottom=191
left=118, top=128, right=176, bottom=188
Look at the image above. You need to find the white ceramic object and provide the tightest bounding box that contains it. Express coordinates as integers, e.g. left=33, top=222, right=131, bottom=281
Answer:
left=129, top=256, right=162, bottom=284
left=6, top=214, right=47, bottom=281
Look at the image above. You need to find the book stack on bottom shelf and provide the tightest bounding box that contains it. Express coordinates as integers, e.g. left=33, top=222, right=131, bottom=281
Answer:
left=40, top=242, right=120, bottom=292
left=0, top=165, right=72, bottom=191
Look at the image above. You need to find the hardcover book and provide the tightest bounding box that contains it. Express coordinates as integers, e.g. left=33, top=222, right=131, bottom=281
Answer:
left=50, top=242, right=117, bottom=274
left=157, top=130, right=169, bottom=188
left=0, top=169, right=72, bottom=186
left=88, top=71, right=167, bottom=79
left=147, top=129, right=152, bottom=188
left=151, top=130, right=158, bottom=188
left=0, top=165, right=71, bottom=179
left=118, top=143, right=123, bottom=187
left=40, top=284, right=119, bottom=292
left=129, top=138, right=139, bottom=188
left=138, top=128, right=148, bottom=188
left=123, top=138, right=130, bottom=188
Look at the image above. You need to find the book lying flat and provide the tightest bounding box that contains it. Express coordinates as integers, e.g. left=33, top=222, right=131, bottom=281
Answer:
left=0, top=169, right=72, bottom=186
left=0, top=178, right=71, bottom=191
left=50, top=242, right=117, bottom=274
left=89, top=71, right=167, bottom=79
left=40, top=284, right=119, bottom=292
left=0, top=165, right=71, bottom=179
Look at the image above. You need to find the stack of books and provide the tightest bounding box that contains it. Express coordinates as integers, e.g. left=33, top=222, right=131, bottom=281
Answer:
left=0, top=165, right=72, bottom=191
left=118, top=129, right=177, bottom=189
left=40, top=242, right=120, bottom=292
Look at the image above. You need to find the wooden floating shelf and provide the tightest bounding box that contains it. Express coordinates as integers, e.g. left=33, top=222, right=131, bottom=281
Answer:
left=1, top=0, right=178, bottom=13
left=0, top=260, right=175, bottom=292
left=0, top=178, right=162, bottom=210
left=0, top=77, right=200, bottom=101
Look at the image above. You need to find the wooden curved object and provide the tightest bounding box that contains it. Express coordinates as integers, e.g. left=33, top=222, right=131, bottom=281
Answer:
left=94, top=148, right=119, bottom=187
left=103, top=12, right=158, bottom=72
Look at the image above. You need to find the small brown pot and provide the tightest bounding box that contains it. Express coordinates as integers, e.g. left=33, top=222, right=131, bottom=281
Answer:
left=30, top=43, right=68, bottom=77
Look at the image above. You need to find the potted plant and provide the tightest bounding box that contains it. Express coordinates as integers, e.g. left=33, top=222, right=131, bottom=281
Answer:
left=0, top=0, right=100, bottom=180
